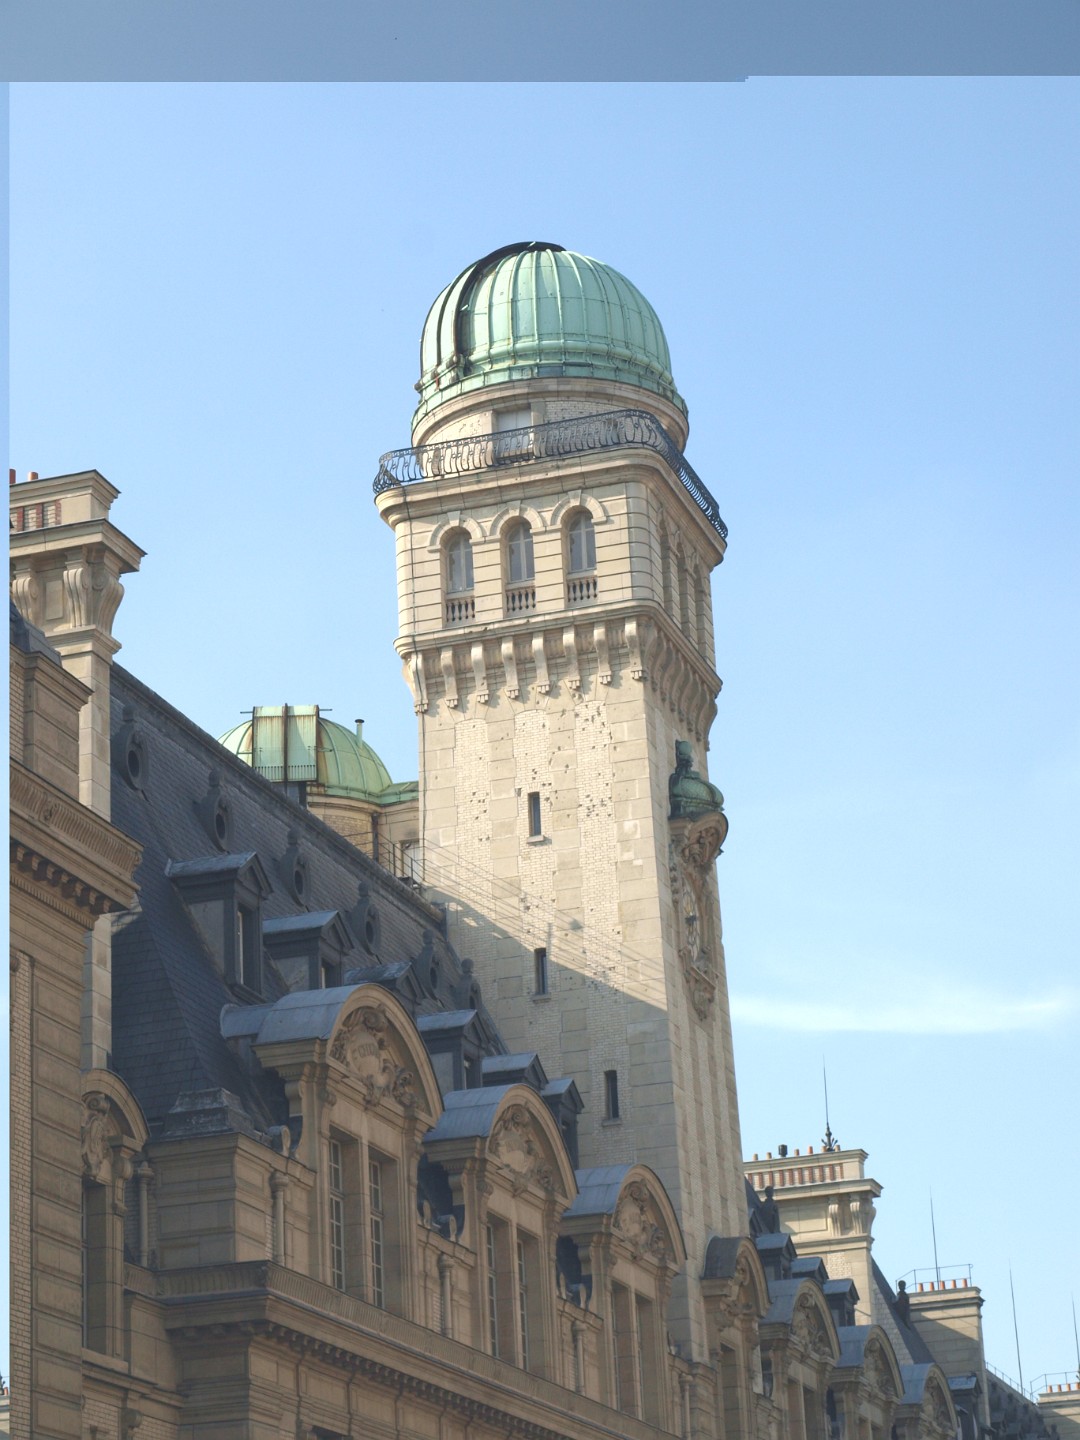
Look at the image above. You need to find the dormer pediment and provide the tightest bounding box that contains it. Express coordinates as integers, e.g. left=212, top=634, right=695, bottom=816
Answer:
left=563, top=1163, right=687, bottom=1272
left=249, top=983, right=442, bottom=1123
left=424, top=1083, right=576, bottom=1204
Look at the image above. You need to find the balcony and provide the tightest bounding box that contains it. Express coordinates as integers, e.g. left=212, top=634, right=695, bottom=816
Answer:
left=374, top=409, right=727, bottom=540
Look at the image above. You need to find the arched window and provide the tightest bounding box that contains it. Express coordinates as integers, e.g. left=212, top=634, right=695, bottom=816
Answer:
left=444, top=530, right=475, bottom=623
left=505, top=521, right=535, bottom=614
left=506, top=521, right=534, bottom=583
left=566, top=511, right=597, bottom=605
left=568, top=512, right=595, bottom=574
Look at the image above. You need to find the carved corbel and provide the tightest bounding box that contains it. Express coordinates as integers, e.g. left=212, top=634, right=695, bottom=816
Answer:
left=626, top=616, right=648, bottom=681
left=652, top=629, right=677, bottom=704
left=404, top=652, right=428, bottom=714
left=62, top=560, right=91, bottom=628
left=439, top=647, right=459, bottom=708
left=501, top=638, right=520, bottom=700
left=562, top=626, right=581, bottom=691
left=594, top=623, right=612, bottom=685
left=471, top=642, right=489, bottom=705
left=532, top=631, right=551, bottom=695
left=10, top=567, right=41, bottom=626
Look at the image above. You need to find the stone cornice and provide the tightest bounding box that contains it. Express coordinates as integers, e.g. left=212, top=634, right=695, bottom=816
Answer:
left=396, top=603, right=721, bottom=740
left=10, top=760, right=141, bottom=915
left=9, top=515, right=146, bottom=572
left=157, top=1260, right=674, bottom=1440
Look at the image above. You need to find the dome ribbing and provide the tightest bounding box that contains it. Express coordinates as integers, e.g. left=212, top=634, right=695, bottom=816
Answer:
left=414, top=242, right=685, bottom=424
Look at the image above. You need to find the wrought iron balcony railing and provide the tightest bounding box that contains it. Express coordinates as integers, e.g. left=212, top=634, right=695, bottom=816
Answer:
left=373, top=408, right=727, bottom=540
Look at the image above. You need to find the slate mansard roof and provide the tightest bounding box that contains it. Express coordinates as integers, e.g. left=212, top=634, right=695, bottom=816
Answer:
left=107, top=665, right=504, bottom=1140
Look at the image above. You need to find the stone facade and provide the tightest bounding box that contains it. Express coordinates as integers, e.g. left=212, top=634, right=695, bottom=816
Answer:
left=7, top=245, right=1026, bottom=1440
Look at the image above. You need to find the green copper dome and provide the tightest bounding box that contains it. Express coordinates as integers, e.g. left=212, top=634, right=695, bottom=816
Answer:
left=218, top=707, right=407, bottom=804
left=415, top=242, right=686, bottom=424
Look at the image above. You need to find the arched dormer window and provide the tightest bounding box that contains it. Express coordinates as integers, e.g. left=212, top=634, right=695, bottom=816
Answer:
left=444, top=530, right=475, bottom=624
left=505, top=520, right=536, bottom=614
left=566, top=511, right=597, bottom=605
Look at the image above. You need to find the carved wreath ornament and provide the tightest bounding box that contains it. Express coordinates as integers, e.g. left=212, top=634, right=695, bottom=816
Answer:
left=330, top=1005, right=418, bottom=1110
left=489, top=1105, right=554, bottom=1195
left=613, top=1182, right=668, bottom=1263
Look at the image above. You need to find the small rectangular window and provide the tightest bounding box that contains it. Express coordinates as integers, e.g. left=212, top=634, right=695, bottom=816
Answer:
left=533, top=947, right=549, bottom=996
left=527, top=791, right=542, bottom=837
left=604, top=1069, right=620, bottom=1121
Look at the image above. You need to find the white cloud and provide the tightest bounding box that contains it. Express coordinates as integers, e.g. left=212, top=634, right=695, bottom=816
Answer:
left=730, top=983, right=1077, bottom=1034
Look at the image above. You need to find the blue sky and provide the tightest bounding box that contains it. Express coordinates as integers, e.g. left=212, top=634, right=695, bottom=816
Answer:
left=8, top=80, right=1079, bottom=1385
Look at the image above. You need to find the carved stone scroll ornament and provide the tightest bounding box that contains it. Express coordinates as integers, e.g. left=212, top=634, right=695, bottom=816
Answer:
left=613, top=1182, right=668, bottom=1262
left=489, top=1104, right=554, bottom=1195
left=82, top=1092, right=112, bottom=1182
left=330, top=1005, right=417, bottom=1110
left=669, top=843, right=718, bottom=1021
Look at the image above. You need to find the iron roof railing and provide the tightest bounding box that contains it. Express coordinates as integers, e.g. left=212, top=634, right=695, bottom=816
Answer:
left=373, top=408, right=727, bottom=540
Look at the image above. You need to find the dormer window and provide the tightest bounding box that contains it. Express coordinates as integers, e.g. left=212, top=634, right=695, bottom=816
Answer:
left=262, top=910, right=353, bottom=994
left=167, top=851, right=273, bottom=999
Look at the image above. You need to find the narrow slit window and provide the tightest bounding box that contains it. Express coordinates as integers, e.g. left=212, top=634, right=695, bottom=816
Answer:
left=527, top=791, right=542, bottom=837
left=604, top=1069, right=620, bottom=1121
left=533, top=947, right=549, bottom=996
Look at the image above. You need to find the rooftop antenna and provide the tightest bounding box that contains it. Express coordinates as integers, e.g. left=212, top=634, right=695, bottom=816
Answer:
left=1072, top=1295, right=1079, bottom=1382
left=1009, top=1263, right=1024, bottom=1394
left=821, top=1058, right=838, bottom=1152
left=930, top=1189, right=941, bottom=1286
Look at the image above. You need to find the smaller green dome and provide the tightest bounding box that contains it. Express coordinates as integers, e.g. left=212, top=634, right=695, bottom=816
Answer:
left=218, top=707, right=401, bottom=804
left=415, top=241, right=685, bottom=424
left=669, top=741, right=725, bottom=822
